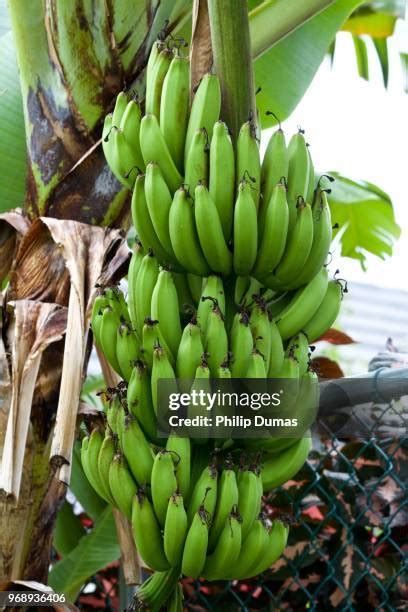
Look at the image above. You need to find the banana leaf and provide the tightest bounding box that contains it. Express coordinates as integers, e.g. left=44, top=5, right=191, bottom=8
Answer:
left=48, top=506, right=120, bottom=602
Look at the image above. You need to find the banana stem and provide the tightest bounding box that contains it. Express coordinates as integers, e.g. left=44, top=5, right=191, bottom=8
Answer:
left=207, top=0, right=256, bottom=142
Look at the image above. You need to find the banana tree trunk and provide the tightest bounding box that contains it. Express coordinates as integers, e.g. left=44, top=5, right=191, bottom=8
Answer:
left=0, top=0, right=191, bottom=584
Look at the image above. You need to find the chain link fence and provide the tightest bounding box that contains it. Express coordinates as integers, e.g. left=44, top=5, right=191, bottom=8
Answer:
left=183, top=392, right=407, bottom=611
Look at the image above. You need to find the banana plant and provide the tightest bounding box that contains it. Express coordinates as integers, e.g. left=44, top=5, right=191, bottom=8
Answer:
left=0, top=0, right=403, bottom=595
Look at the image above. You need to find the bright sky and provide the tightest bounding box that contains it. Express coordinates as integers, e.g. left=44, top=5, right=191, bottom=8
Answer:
left=262, top=21, right=408, bottom=292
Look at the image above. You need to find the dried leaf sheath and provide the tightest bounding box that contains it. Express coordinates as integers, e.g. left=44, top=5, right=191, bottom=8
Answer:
left=0, top=301, right=67, bottom=500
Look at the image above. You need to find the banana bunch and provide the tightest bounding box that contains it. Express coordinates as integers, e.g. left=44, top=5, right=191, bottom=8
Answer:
left=102, top=38, right=334, bottom=294
left=91, top=266, right=344, bottom=451
left=92, top=35, right=349, bottom=607
left=81, top=424, right=293, bottom=580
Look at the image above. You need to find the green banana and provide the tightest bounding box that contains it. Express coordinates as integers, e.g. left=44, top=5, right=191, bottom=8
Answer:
left=288, top=190, right=332, bottom=289
left=145, top=45, right=172, bottom=120
left=144, top=162, right=175, bottom=258
left=151, top=344, right=177, bottom=416
left=237, top=467, right=262, bottom=540
left=182, top=506, right=210, bottom=578
left=302, top=279, right=343, bottom=342
left=231, top=516, right=270, bottom=579
left=119, top=99, right=144, bottom=171
left=176, top=317, right=204, bottom=381
left=298, top=369, right=319, bottom=434
left=209, top=120, right=235, bottom=240
left=151, top=270, right=182, bottom=359
left=253, top=181, right=289, bottom=279
left=121, top=414, right=154, bottom=485
left=145, top=41, right=165, bottom=104
left=127, top=240, right=144, bottom=333
left=216, top=362, right=232, bottom=378
left=134, top=251, right=159, bottom=337
left=81, top=432, right=108, bottom=502
left=187, top=464, right=218, bottom=523
left=99, top=305, right=122, bottom=375
left=246, top=348, right=267, bottom=378
left=91, top=293, right=109, bottom=348
left=286, top=331, right=310, bottom=376
left=275, top=267, right=329, bottom=340
left=203, top=299, right=228, bottom=376
left=203, top=511, right=242, bottom=581
left=249, top=297, right=272, bottom=372
left=151, top=450, right=178, bottom=526
left=230, top=310, right=253, bottom=377
left=236, top=120, right=261, bottom=211
left=267, top=320, right=285, bottom=377
left=102, top=115, right=126, bottom=186
left=160, top=54, right=189, bottom=172
left=136, top=567, right=181, bottom=612
left=208, top=463, right=239, bottom=550
left=287, top=130, right=310, bottom=230
left=97, top=433, right=116, bottom=506
left=108, top=453, right=138, bottom=519
left=247, top=520, right=289, bottom=577
left=233, top=179, right=258, bottom=276
left=141, top=318, right=174, bottom=371
left=115, top=398, right=127, bottom=448
left=132, top=488, right=170, bottom=571
left=140, top=114, right=183, bottom=193
left=269, top=352, right=300, bottom=433
left=261, top=436, right=312, bottom=492
left=111, top=128, right=141, bottom=188
left=169, top=186, right=210, bottom=276
left=106, top=395, right=120, bottom=434
left=261, top=126, right=289, bottom=212
left=306, top=145, right=315, bottom=204
left=185, top=128, right=209, bottom=193
left=116, top=320, right=139, bottom=382
left=107, top=286, right=131, bottom=324
left=127, top=360, right=157, bottom=441
left=197, top=275, right=226, bottom=333
left=163, top=493, right=188, bottom=566
left=166, top=432, right=191, bottom=501
left=131, top=174, right=174, bottom=265
left=271, top=198, right=314, bottom=288
left=112, top=91, right=128, bottom=127
left=195, top=183, right=233, bottom=276
left=184, top=73, right=221, bottom=164
left=188, top=359, right=212, bottom=444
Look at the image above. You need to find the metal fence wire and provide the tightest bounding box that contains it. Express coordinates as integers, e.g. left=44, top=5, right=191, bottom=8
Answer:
left=182, top=396, right=408, bottom=611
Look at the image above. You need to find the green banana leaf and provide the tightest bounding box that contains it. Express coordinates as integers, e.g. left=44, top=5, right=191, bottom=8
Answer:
left=253, top=0, right=365, bottom=128
left=48, top=506, right=120, bottom=602
left=373, top=37, right=389, bottom=86
left=353, top=34, right=370, bottom=80
left=54, top=501, right=86, bottom=557
left=328, top=173, right=401, bottom=267
left=0, top=30, right=26, bottom=212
